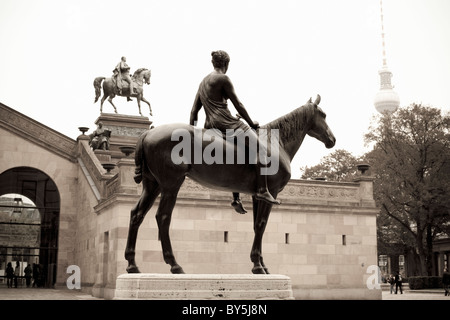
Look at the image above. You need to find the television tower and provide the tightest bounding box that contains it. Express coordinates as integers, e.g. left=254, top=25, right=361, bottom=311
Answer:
left=374, top=0, right=400, bottom=113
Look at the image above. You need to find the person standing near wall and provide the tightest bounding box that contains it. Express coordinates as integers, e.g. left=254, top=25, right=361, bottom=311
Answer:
left=443, top=268, right=450, bottom=296
left=394, top=271, right=403, bottom=294
left=387, top=274, right=395, bottom=294
left=24, top=263, right=32, bottom=288
left=13, top=261, right=20, bottom=288
left=5, top=262, right=14, bottom=288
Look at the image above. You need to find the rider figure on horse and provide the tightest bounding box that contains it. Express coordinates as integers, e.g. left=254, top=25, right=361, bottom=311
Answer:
left=113, top=56, right=134, bottom=102
left=189, top=50, right=281, bottom=214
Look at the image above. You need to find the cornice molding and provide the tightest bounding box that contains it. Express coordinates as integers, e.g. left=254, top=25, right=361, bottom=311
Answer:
left=0, top=103, right=77, bottom=162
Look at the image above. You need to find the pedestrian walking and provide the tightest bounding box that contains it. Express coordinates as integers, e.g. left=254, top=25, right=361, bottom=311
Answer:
left=24, top=263, right=33, bottom=288
left=13, top=261, right=20, bottom=288
left=387, top=274, right=395, bottom=294
left=442, top=268, right=450, bottom=296
left=394, top=271, right=403, bottom=294
left=5, top=262, right=14, bottom=288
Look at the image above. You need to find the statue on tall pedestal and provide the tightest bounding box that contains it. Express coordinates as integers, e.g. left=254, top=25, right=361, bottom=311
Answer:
left=93, top=57, right=153, bottom=117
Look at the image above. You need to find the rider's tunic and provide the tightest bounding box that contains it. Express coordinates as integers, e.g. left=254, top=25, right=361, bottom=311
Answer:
left=197, top=78, right=250, bottom=134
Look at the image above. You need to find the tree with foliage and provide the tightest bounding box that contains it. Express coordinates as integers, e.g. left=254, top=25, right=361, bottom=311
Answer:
left=300, top=149, right=362, bottom=181
left=365, top=104, right=450, bottom=276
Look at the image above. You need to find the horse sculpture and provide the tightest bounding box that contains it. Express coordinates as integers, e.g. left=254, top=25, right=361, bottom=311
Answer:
left=93, top=68, right=152, bottom=116
left=125, top=94, right=336, bottom=274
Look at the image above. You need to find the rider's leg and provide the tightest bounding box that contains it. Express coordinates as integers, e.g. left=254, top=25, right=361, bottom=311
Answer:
left=125, top=77, right=133, bottom=101
left=231, top=192, right=247, bottom=214
left=246, top=129, right=280, bottom=205
left=255, top=167, right=280, bottom=204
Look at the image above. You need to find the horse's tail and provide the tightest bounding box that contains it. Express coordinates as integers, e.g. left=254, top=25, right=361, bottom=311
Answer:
left=93, top=77, right=105, bottom=103
left=133, top=127, right=154, bottom=184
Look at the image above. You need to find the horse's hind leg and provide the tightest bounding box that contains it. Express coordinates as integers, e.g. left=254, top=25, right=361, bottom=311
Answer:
left=156, top=184, right=185, bottom=274
left=100, top=94, right=108, bottom=113
left=125, top=179, right=160, bottom=273
left=108, top=95, right=118, bottom=113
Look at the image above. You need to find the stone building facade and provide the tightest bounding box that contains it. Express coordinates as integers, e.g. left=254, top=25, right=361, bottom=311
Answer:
left=0, top=103, right=381, bottom=299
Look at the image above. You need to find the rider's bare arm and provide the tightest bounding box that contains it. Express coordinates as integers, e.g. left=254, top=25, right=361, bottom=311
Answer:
left=221, top=76, right=259, bottom=129
left=189, top=92, right=202, bottom=125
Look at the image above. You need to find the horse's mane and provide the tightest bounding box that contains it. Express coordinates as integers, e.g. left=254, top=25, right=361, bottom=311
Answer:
left=262, top=103, right=315, bottom=146
left=132, top=68, right=149, bottom=77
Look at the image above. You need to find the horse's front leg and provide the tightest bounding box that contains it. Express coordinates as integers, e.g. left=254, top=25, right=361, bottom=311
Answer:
left=136, top=96, right=143, bottom=116
left=250, top=197, right=273, bottom=274
left=140, top=96, right=152, bottom=116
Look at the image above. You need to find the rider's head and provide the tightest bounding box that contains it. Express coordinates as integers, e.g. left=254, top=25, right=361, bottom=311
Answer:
left=121, top=56, right=126, bottom=62
left=211, top=50, right=230, bottom=71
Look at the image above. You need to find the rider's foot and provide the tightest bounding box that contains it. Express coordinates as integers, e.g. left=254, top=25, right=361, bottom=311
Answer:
left=255, top=190, right=281, bottom=205
left=231, top=199, right=247, bottom=214
left=127, top=97, right=133, bottom=102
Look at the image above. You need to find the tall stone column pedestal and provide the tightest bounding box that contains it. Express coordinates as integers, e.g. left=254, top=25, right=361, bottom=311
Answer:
left=114, top=274, right=294, bottom=300
left=95, top=113, right=152, bottom=160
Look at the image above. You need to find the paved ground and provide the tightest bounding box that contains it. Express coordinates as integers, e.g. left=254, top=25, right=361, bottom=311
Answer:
left=0, top=284, right=448, bottom=300
left=382, top=289, right=449, bottom=300
left=0, top=285, right=102, bottom=300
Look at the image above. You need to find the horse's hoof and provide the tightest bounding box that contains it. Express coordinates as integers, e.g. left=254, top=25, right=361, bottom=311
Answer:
left=263, top=268, right=270, bottom=274
left=170, top=265, right=185, bottom=274
left=126, top=265, right=141, bottom=273
left=251, top=266, right=266, bottom=274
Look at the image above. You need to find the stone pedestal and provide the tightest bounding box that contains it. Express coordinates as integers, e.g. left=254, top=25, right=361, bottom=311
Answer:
left=94, top=149, right=112, bottom=163
left=114, top=274, right=294, bottom=300
left=95, top=113, right=152, bottom=160
left=116, top=157, right=139, bottom=194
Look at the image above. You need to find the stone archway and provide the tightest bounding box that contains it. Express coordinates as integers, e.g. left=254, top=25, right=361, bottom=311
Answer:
left=0, top=167, right=60, bottom=287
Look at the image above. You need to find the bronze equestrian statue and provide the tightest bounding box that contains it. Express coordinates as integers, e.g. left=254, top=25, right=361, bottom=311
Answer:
left=93, top=67, right=152, bottom=116
left=124, top=94, right=336, bottom=274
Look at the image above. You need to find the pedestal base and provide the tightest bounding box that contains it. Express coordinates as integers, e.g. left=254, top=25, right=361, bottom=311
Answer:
left=114, top=274, right=294, bottom=300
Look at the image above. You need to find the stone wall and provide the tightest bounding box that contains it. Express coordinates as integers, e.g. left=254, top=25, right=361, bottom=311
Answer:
left=87, top=154, right=380, bottom=299
left=0, top=120, right=79, bottom=286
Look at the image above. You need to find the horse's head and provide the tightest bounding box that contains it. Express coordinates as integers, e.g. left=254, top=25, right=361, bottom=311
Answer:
left=143, top=69, right=151, bottom=85
left=133, top=68, right=151, bottom=85
left=306, top=95, right=336, bottom=149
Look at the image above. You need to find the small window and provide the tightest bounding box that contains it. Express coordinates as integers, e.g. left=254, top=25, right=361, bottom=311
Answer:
left=224, top=231, right=228, bottom=243
left=342, top=235, right=346, bottom=246
left=285, top=233, right=290, bottom=244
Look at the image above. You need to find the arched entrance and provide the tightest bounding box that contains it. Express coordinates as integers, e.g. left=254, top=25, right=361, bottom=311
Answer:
left=0, top=167, right=60, bottom=287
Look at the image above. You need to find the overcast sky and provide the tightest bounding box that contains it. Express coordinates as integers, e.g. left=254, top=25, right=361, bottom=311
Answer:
left=1, top=0, right=449, bottom=178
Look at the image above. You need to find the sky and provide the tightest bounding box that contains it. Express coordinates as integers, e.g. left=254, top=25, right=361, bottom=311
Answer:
left=1, top=0, right=449, bottom=178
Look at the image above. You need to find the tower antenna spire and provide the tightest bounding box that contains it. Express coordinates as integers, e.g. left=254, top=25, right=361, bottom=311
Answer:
left=373, top=0, right=400, bottom=113
left=380, top=0, right=387, bottom=67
